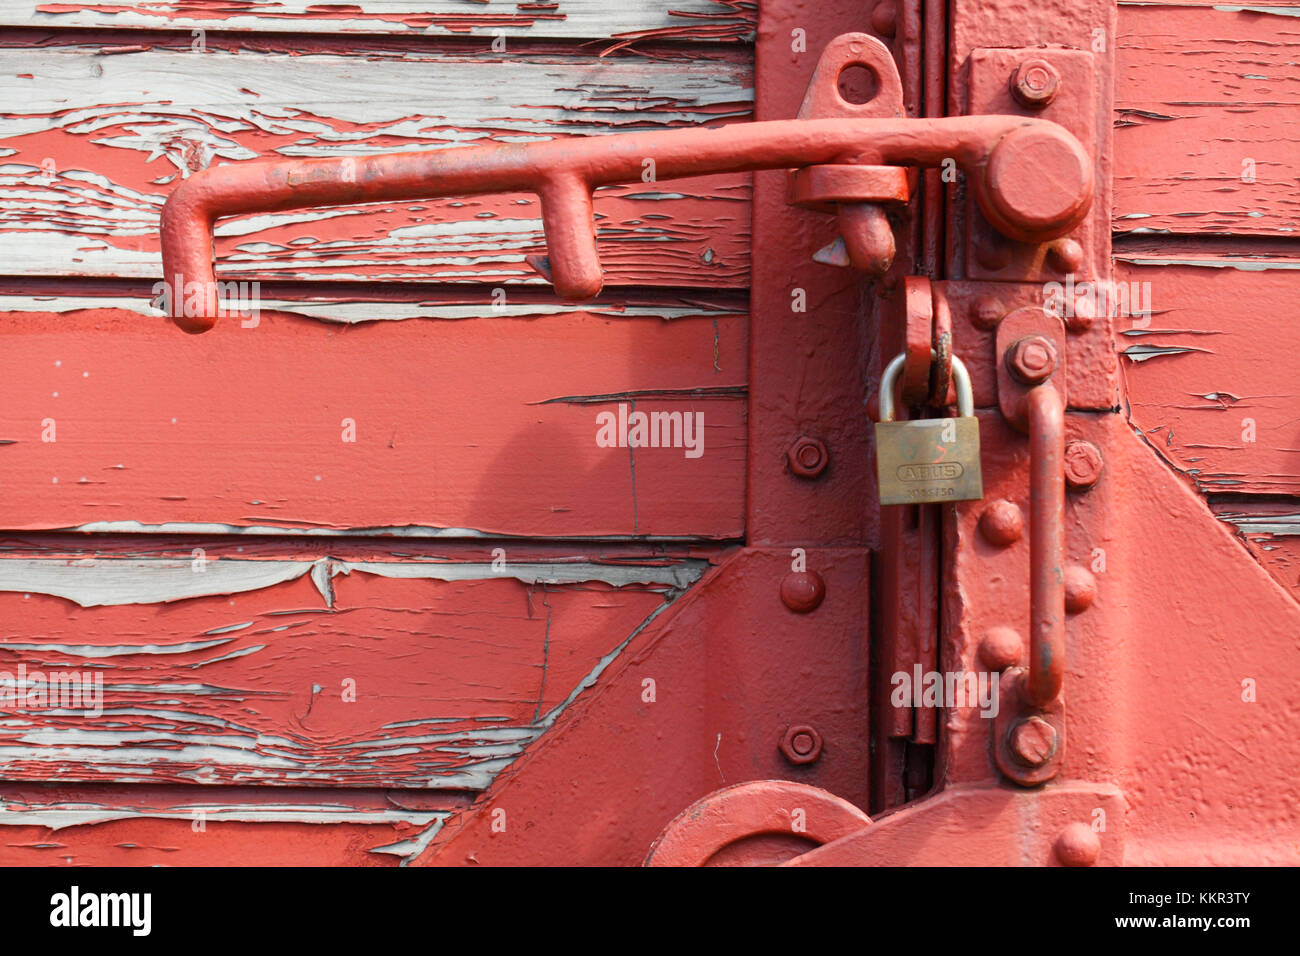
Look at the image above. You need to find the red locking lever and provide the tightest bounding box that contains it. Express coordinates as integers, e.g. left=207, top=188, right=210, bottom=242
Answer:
left=159, top=35, right=1093, bottom=333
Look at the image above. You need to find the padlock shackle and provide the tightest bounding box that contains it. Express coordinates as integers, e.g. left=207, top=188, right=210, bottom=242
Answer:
left=878, top=350, right=974, bottom=422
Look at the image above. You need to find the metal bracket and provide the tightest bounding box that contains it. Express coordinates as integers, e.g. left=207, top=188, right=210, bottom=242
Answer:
left=964, top=48, right=1100, bottom=283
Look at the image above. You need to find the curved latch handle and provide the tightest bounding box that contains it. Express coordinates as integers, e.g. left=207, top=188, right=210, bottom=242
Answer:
left=1026, top=384, right=1066, bottom=709
left=158, top=34, right=1094, bottom=333
left=993, top=308, right=1069, bottom=786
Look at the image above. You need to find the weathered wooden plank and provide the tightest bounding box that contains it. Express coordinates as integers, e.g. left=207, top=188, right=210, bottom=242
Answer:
left=1116, top=252, right=1300, bottom=495
left=1119, top=1, right=1299, bottom=7
left=1212, top=501, right=1300, bottom=607
left=0, top=0, right=757, bottom=41
left=0, top=552, right=705, bottom=788
left=1114, top=5, right=1300, bottom=236
left=0, top=784, right=463, bottom=865
left=0, top=46, right=753, bottom=285
left=0, top=294, right=748, bottom=536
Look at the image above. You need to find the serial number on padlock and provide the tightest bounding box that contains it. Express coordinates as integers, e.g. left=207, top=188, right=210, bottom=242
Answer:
left=904, top=485, right=958, bottom=500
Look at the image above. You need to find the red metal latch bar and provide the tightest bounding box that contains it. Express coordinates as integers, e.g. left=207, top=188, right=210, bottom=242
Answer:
left=158, top=35, right=1093, bottom=333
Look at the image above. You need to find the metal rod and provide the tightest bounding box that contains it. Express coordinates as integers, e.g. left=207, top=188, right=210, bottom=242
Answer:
left=1026, top=385, right=1065, bottom=707
left=160, top=114, right=1092, bottom=332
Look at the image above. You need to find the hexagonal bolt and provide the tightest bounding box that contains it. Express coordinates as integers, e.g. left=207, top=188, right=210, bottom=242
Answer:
left=780, top=724, right=824, bottom=765
left=1005, top=335, right=1058, bottom=386
left=1008, top=716, right=1058, bottom=767
left=1011, top=58, right=1061, bottom=109
left=788, top=436, right=830, bottom=478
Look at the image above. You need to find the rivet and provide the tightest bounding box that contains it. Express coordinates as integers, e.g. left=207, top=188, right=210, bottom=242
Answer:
left=1064, top=565, right=1097, bottom=613
left=979, top=500, right=1023, bottom=547
left=870, top=2, right=897, bottom=38
left=781, top=570, right=826, bottom=613
left=976, top=236, right=1014, bottom=272
left=1048, top=237, right=1084, bottom=274
left=1054, top=822, right=1101, bottom=866
left=979, top=627, right=1024, bottom=671
left=971, top=295, right=1006, bottom=331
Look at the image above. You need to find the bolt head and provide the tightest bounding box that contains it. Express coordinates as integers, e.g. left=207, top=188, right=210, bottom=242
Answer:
left=1064, top=440, right=1104, bottom=490
left=1009, top=716, right=1058, bottom=766
left=1006, top=335, right=1058, bottom=385
left=780, top=570, right=826, bottom=613
left=1012, top=58, right=1061, bottom=109
left=788, top=437, right=829, bottom=478
left=780, top=724, right=823, bottom=765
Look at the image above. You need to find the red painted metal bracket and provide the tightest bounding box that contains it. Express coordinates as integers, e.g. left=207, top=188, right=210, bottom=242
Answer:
left=786, top=783, right=1125, bottom=866
left=159, top=34, right=1093, bottom=333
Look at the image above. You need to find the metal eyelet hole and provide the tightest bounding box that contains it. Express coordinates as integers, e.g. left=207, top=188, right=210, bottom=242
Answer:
left=836, top=62, right=879, bottom=105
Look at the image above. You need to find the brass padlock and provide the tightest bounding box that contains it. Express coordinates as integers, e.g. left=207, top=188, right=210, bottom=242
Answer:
left=874, top=351, right=983, bottom=505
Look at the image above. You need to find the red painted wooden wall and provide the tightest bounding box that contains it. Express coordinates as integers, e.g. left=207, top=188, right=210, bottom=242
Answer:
left=0, top=0, right=1296, bottom=865
left=0, top=0, right=756, bottom=865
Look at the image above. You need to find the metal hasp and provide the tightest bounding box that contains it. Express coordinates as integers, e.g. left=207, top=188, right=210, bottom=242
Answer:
left=158, top=34, right=1093, bottom=333
left=874, top=350, right=983, bottom=505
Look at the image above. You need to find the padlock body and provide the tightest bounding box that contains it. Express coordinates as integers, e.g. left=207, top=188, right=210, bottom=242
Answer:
left=874, top=416, right=983, bottom=505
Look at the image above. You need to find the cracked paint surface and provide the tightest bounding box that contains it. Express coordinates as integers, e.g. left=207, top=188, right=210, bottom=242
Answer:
left=0, top=550, right=710, bottom=789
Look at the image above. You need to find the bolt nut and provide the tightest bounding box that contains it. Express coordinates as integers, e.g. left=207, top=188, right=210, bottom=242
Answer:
left=1006, top=335, right=1058, bottom=386
left=1055, top=822, right=1101, bottom=866
left=979, top=499, right=1024, bottom=547
left=1011, top=58, right=1061, bottom=109
left=788, top=437, right=829, bottom=478
left=1009, top=716, right=1058, bottom=767
left=780, top=570, right=826, bottom=613
left=780, top=724, right=824, bottom=765
left=1064, top=440, right=1104, bottom=490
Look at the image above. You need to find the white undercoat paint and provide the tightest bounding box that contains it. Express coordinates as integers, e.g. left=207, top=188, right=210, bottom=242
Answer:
left=0, top=556, right=705, bottom=607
